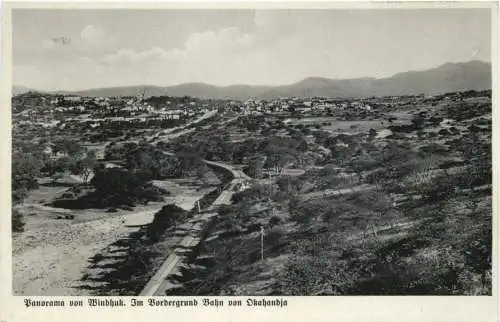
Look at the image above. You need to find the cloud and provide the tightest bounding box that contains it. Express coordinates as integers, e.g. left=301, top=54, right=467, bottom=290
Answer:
left=80, top=25, right=108, bottom=49
left=29, top=24, right=325, bottom=89
left=28, top=20, right=346, bottom=89
left=99, top=47, right=173, bottom=66
left=99, top=26, right=255, bottom=65
left=92, top=26, right=259, bottom=83
left=40, top=24, right=112, bottom=53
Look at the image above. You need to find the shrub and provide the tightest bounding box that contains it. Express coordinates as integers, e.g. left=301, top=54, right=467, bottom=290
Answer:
left=416, top=172, right=456, bottom=203
left=62, top=192, right=75, bottom=199
left=438, top=128, right=452, bottom=136
left=147, top=204, right=187, bottom=242
left=218, top=205, right=233, bottom=216
left=429, top=116, right=444, bottom=126
left=12, top=209, right=24, bottom=232
left=231, top=185, right=268, bottom=203
left=269, top=215, right=282, bottom=226
left=266, top=227, right=286, bottom=249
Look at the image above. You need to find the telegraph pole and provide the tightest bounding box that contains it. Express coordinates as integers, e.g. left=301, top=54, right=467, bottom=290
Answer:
left=268, top=170, right=272, bottom=201
left=260, top=225, right=265, bottom=261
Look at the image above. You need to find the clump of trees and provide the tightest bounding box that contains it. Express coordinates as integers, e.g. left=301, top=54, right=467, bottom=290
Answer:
left=52, top=166, right=165, bottom=209
left=107, top=142, right=205, bottom=180
left=12, top=152, right=44, bottom=232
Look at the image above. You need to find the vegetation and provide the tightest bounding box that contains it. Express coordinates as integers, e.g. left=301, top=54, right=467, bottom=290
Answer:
left=107, top=142, right=205, bottom=179
left=12, top=89, right=491, bottom=296
left=165, top=91, right=492, bottom=296
left=52, top=166, right=165, bottom=209
left=11, top=152, right=44, bottom=232
left=147, top=204, right=190, bottom=243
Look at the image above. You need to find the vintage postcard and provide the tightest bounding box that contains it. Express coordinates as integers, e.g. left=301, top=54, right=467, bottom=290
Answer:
left=1, top=1, right=498, bottom=321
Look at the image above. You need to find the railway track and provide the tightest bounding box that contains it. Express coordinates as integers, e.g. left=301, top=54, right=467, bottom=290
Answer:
left=139, top=151, right=250, bottom=296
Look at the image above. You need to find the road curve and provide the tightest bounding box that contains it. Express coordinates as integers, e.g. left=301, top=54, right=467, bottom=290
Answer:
left=158, top=149, right=251, bottom=181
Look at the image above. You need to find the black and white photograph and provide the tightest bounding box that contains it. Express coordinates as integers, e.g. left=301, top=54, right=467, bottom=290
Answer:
left=9, top=6, right=493, bottom=297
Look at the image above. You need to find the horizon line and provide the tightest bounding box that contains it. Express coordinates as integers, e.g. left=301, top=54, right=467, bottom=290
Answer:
left=14, top=59, right=491, bottom=93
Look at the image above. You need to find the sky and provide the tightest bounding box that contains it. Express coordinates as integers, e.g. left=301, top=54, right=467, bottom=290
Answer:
left=12, top=9, right=492, bottom=91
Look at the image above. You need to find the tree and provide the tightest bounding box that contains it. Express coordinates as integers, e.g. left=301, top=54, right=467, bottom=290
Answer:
left=196, top=163, right=210, bottom=186
left=12, top=152, right=41, bottom=194
left=12, top=209, right=24, bottom=232
left=246, top=155, right=265, bottom=178
left=71, top=153, right=97, bottom=183
left=12, top=152, right=44, bottom=232
left=53, top=139, right=85, bottom=158
left=91, top=168, right=143, bottom=196
left=179, top=152, right=203, bottom=176
left=277, top=175, right=302, bottom=196
left=368, top=128, right=377, bottom=140
left=44, top=157, right=73, bottom=183
left=278, top=154, right=296, bottom=175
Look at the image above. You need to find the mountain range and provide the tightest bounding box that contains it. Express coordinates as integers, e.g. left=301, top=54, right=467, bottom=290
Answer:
left=13, top=60, right=491, bottom=100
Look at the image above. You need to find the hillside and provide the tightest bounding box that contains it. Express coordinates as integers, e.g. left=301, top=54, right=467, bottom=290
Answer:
left=262, top=60, right=491, bottom=99
left=17, top=60, right=491, bottom=100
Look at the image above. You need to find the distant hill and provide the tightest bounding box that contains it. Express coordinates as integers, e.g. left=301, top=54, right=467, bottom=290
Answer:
left=17, top=60, right=491, bottom=100
left=259, top=60, right=491, bottom=99
left=12, top=86, right=37, bottom=96
left=59, top=85, right=170, bottom=98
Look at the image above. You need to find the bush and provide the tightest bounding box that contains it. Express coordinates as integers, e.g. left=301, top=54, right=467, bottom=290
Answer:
left=269, top=215, right=282, bottom=226
left=62, top=192, right=75, bottom=199
left=231, top=185, right=268, bottom=203
left=147, top=204, right=188, bottom=242
left=438, top=128, right=452, bottom=136
left=12, top=209, right=24, bottom=232
left=415, top=173, right=456, bottom=203
left=218, top=205, right=233, bottom=216
left=266, top=227, right=286, bottom=249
